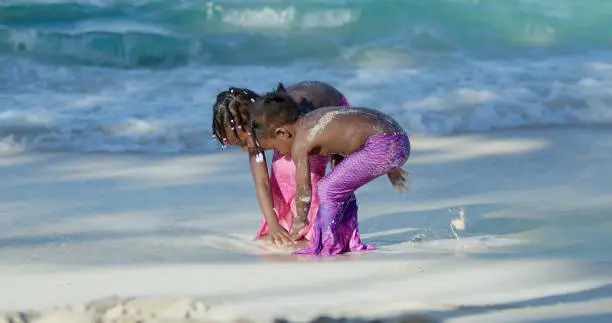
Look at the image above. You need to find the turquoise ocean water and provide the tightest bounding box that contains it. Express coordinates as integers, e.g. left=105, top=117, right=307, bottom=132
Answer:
left=1, top=0, right=611, bottom=153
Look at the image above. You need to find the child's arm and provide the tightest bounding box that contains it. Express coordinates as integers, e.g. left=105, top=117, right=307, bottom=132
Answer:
left=249, top=151, right=293, bottom=244
left=290, top=138, right=312, bottom=239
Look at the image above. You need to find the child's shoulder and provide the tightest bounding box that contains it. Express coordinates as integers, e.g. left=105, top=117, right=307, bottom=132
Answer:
left=286, top=80, right=337, bottom=92
left=304, top=106, right=380, bottom=118
left=296, top=107, right=353, bottom=135
left=302, top=106, right=403, bottom=132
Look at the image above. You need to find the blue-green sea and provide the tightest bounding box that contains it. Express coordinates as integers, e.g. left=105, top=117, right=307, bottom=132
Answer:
left=1, top=0, right=611, bottom=153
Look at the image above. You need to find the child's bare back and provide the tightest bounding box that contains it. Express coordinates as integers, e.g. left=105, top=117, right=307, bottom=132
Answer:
left=284, top=81, right=345, bottom=109
left=293, top=106, right=405, bottom=158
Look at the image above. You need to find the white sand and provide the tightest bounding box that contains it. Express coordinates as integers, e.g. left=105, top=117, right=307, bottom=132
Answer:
left=1, top=127, right=611, bottom=323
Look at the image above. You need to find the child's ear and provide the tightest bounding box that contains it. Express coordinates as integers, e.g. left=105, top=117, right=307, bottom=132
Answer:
left=276, top=82, right=287, bottom=93
left=275, top=127, right=292, bottom=139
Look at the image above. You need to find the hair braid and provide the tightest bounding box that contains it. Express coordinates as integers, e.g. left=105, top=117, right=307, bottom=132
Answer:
left=211, top=87, right=260, bottom=147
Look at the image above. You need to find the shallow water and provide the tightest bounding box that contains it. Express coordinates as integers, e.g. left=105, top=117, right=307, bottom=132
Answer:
left=1, top=128, right=611, bottom=322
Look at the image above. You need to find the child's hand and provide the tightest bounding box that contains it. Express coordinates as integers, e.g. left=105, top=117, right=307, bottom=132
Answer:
left=268, top=223, right=294, bottom=246
left=387, top=168, right=411, bottom=192
left=290, top=217, right=308, bottom=240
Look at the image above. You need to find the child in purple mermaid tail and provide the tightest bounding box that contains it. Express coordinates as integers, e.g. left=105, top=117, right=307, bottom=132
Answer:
left=247, top=87, right=411, bottom=256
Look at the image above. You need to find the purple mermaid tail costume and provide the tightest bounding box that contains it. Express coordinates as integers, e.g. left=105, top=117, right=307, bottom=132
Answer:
left=294, top=132, right=411, bottom=256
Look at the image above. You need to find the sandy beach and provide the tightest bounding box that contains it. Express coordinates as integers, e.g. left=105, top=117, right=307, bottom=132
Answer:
left=1, top=127, right=611, bottom=323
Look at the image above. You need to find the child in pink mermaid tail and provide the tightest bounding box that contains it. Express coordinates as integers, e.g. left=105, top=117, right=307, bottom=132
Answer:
left=247, top=87, right=411, bottom=256
left=211, top=81, right=351, bottom=246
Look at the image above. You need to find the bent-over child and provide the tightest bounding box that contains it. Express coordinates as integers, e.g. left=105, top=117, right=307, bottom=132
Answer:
left=247, top=87, right=411, bottom=256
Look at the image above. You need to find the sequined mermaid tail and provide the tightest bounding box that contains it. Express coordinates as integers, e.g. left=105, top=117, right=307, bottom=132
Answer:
left=255, top=93, right=351, bottom=241
left=295, top=192, right=373, bottom=255
left=294, top=132, right=411, bottom=256
left=337, top=93, right=350, bottom=107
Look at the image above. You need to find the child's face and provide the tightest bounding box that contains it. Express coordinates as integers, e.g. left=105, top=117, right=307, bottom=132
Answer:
left=256, top=126, right=294, bottom=156
left=223, top=126, right=251, bottom=151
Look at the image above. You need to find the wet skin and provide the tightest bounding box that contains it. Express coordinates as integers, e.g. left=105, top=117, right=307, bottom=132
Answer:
left=223, top=127, right=288, bottom=241
left=257, top=107, right=404, bottom=157
left=254, top=107, right=410, bottom=237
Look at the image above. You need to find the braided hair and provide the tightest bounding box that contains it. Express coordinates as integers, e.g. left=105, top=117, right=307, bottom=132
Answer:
left=211, top=87, right=260, bottom=147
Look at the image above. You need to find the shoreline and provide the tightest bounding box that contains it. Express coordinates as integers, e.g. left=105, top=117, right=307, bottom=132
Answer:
left=1, top=127, right=611, bottom=322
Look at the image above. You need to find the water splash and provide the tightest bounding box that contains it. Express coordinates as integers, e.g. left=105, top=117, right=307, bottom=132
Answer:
left=450, top=207, right=467, bottom=240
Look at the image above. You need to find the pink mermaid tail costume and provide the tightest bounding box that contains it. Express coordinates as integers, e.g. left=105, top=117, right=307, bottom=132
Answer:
left=255, top=94, right=351, bottom=241
left=295, top=132, right=411, bottom=256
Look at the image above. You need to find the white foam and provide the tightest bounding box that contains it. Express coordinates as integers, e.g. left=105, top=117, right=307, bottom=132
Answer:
left=221, top=7, right=296, bottom=28
left=0, top=0, right=107, bottom=6
left=301, top=9, right=356, bottom=28
left=0, top=109, right=51, bottom=125
left=0, top=135, right=26, bottom=153
left=419, top=235, right=523, bottom=251
left=71, top=21, right=175, bottom=36
left=100, top=118, right=158, bottom=136
left=218, top=6, right=356, bottom=29
left=2, top=51, right=612, bottom=153
left=6, top=29, right=38, bottom=52
left=518, top=23, right=557, bottom=46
